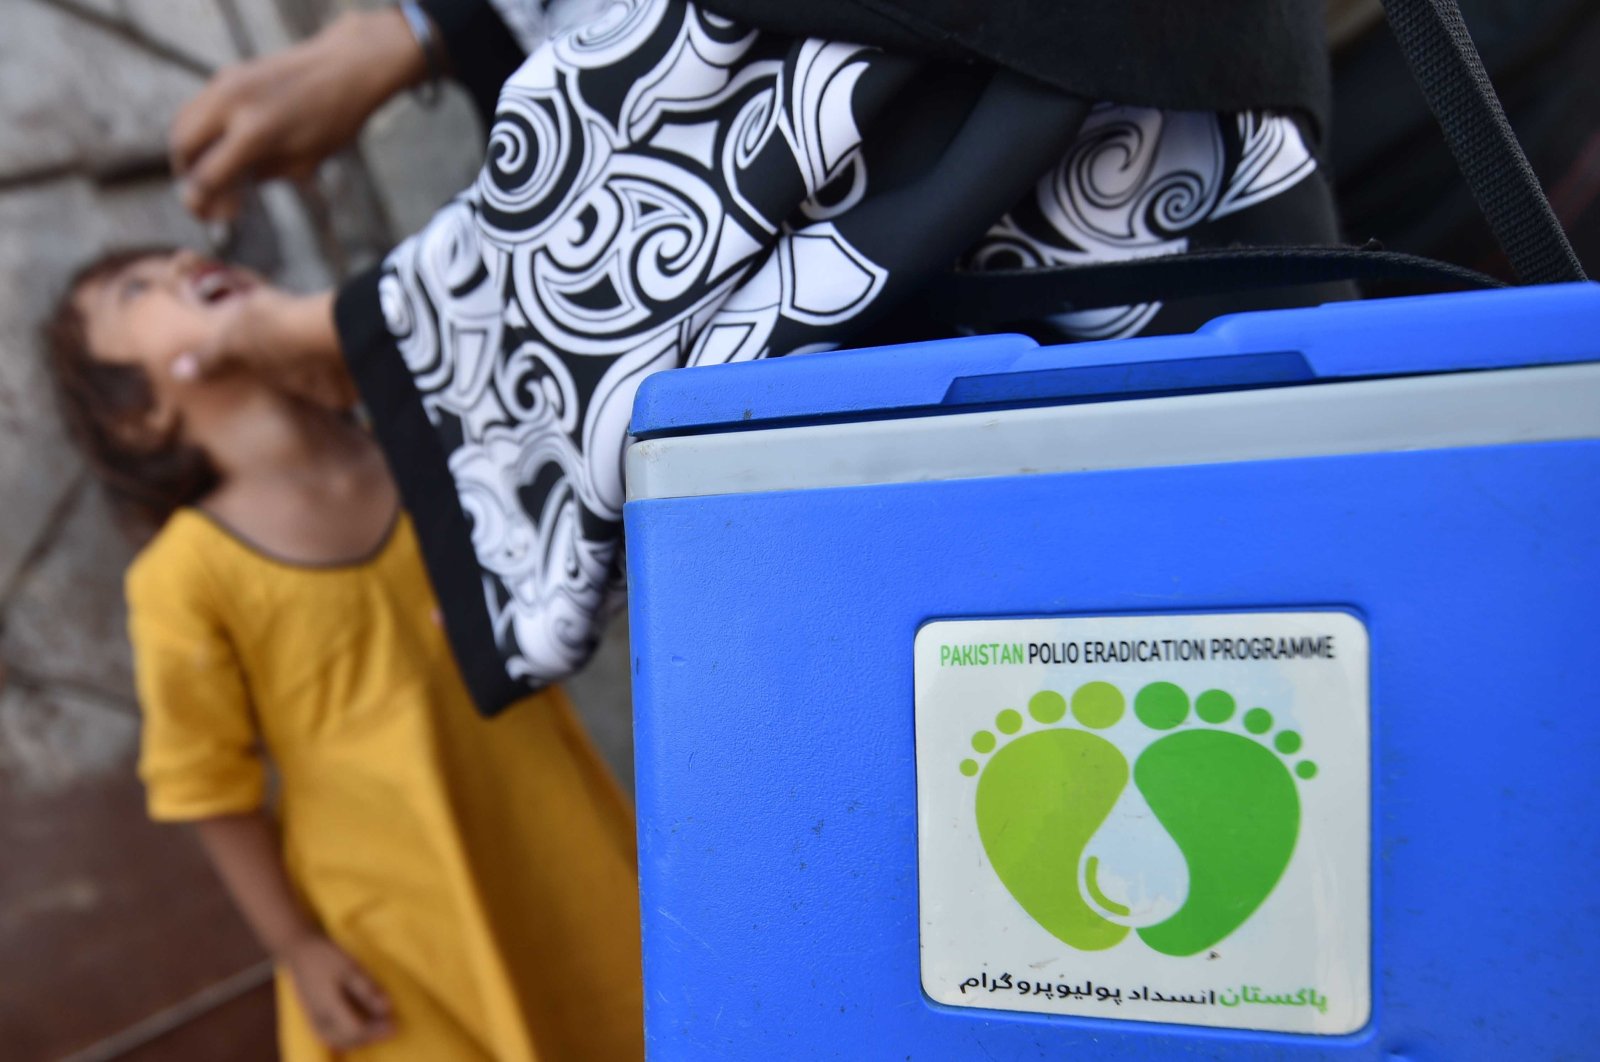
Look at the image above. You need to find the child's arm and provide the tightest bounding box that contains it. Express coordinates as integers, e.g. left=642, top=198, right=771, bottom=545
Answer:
left=194, top=813, right=395, bottom=1050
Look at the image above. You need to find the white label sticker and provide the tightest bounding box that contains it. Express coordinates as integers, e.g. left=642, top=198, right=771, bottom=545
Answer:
left=916, top=612, right=1370, bottom=1034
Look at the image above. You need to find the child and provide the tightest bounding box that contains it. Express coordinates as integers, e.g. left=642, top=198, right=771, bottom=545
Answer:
left=43, top=247, right=644, bottom=1061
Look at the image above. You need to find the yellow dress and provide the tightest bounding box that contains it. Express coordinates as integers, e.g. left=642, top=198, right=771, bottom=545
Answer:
left=126, top=509, right=643, bottom=1061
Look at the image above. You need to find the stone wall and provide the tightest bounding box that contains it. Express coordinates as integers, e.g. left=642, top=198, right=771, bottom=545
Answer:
left=0, top=3, right=632, bottom=1057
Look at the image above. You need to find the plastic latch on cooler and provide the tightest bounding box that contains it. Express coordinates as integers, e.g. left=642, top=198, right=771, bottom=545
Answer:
left=941, top=351, right=1317, bottom=407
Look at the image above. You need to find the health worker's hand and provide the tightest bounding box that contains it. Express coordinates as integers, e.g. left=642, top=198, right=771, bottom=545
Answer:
left=171, top=285, right=354, bottom=411
left=170, top=8, right=429, bottom=221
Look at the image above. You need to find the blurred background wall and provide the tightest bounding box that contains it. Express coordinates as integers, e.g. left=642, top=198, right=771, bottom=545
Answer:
left=0, top=3, right=632, bottom=1058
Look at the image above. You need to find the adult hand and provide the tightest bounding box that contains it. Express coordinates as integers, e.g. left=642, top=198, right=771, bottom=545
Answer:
left=281, top=934, right=395, bottom=1050
left=172, top=285, right=355, bottom=410
left=170, top=8, right=429, bottom=221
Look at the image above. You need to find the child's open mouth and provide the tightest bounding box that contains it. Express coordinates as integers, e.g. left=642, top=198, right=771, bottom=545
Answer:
left=189, top=263, right=252, bottom=306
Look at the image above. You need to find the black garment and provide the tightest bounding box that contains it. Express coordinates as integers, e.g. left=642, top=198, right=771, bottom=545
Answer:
left=418, top=0, right=527, bottom=121
left=1333, top=0, right=1599, bottom=282
left=699, top=0, right=1333, bottom=143
left=424, top=0, right=1333, bottom=144
left=334, top=0, right=1345, bottom=715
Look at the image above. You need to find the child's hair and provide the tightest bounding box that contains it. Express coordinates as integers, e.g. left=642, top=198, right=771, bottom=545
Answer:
left=42, top=246, right=218, bottom=534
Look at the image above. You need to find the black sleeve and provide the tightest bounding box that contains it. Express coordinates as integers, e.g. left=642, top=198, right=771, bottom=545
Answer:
left=333, top=266, right=529, bottom=714
left=418, top=0, right=529, bottom=124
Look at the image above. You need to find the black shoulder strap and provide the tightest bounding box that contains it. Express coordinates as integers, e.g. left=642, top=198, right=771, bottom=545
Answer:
left=1381, top=0, right=1584, bottom=285
left=926, top=0, right=1583, bottom=325
left=922, top=244, right=1503, bottom=322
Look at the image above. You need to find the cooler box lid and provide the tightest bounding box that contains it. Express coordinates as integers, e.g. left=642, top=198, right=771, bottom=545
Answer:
left=630, top=283, right=1600, bottom=438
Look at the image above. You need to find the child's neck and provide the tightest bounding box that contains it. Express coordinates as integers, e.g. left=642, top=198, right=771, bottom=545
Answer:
left=199, top=384, right=368, bottom=484
left=190, top=384, right=399, bottom=565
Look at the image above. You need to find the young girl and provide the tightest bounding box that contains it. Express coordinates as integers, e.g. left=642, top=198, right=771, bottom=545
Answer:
left=44, top=248, right=644, bottom=1060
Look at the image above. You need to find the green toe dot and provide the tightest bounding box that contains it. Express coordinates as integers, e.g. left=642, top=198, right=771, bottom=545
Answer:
left=1071, top=682, right=1125, bottom=729
left=996, top=709, right=1023, bottom=734
left=1029, top=690, right=1067, bottom=724
left=972, top=731, right=996, bottom=754
left=1243, top=707, right=1273, bottom=734
left=1195, top=689, right=1236, bottom=724
left=1296, top=760, right=1318, bottom=780
left=1134, top=682, right=1189, bottom=730
left=959, top=759, right=979, bottom=777
left=1275, top=731, right=1302, bottom=754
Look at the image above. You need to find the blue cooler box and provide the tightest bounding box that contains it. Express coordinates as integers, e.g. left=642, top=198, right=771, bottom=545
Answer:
left=622, top=284, right=1600, bottom=1060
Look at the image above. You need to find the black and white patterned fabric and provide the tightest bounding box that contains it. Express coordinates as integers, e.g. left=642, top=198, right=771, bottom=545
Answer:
left=341, top=0, right=1338, bottom=714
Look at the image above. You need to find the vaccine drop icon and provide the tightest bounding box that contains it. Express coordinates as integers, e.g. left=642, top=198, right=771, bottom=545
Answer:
left=1078, top=782, right=1188, bottom=928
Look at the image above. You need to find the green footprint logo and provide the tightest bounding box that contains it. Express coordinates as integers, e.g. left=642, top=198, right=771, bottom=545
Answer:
left=958, top=681, right=1317, bottom=957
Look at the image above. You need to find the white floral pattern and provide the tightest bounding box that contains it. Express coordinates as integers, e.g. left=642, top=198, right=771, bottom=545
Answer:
left=966, top=106, right=1315, bottom=340
left=374, top=0, right=1321, bottom=698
